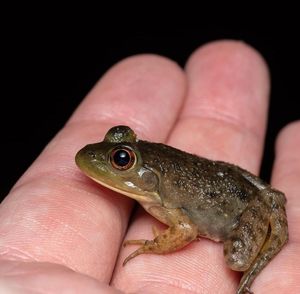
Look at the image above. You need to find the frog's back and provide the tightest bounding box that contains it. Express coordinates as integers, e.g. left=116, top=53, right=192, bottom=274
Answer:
left=137, top=140, right=262, bottom=240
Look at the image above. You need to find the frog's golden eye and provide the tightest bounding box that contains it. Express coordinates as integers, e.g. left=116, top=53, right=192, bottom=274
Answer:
left=110, top=147, right=136, bottom=170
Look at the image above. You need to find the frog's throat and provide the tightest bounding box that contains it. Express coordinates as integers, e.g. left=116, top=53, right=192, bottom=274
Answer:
left=88, top=175, right=161, bottom=205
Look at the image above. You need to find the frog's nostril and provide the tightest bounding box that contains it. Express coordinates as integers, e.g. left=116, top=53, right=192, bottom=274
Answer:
left=87, top=150, right=96, bottom=158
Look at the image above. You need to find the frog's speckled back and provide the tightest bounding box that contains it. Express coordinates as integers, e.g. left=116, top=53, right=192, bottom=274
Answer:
left=137, top=140, right=258, bottom=239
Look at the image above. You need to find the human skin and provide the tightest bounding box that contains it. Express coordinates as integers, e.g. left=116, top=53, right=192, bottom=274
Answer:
left=0, top=40, right=299, bottom=293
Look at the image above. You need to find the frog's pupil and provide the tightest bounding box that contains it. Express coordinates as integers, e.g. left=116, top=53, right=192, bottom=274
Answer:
left=113, top=149, right=130, bottom=167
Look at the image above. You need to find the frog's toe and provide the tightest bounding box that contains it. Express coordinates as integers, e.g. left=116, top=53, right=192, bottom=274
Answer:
left=123, top=246, right=147, bottom=265
left=123, top=239, right=148, bottom=247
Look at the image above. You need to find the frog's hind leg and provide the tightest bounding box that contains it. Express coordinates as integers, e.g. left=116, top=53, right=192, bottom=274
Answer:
left=237, top=190, right=288, bottom=294
left=224, top=197, right=271, bottom=272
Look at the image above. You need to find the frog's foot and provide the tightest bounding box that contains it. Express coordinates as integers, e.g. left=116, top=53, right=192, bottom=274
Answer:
left=122, top=226, right=161, bottom=247
left=122, top=208, right=198, bottom=266
left=122, top=239, right=152, bottom=265
left=123, top=224, right=198, bottom=265
left=237, top=285, right=253, bottom=294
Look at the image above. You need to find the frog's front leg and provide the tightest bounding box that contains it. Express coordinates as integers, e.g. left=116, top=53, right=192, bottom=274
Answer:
left=123, top=207, right=198, bottom=265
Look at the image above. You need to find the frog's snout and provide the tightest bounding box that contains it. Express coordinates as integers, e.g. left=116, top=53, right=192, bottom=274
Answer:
left=75, top=145, right=94, bottom=168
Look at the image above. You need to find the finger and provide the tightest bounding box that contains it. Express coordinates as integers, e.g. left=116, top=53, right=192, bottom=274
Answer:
left=250, top=121, right=300, bottom=293
left=0, top=55, right=186, bottom=282
left=171, top=40, right=269, bottom=171
left=0, top=260, right=121, bottom=294
left=112, top=41, right=270, bottom=293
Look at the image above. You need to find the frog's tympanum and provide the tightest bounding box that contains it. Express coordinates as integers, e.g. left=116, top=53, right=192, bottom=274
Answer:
left=75, top=126, right=288, bottom=294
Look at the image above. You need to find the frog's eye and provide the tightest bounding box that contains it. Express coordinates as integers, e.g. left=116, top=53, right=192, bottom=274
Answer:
left=110, top=147, right=136, bottom=170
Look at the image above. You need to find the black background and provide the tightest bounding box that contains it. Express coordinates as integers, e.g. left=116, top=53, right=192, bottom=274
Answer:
left=1, top=30, right=299, bottom=201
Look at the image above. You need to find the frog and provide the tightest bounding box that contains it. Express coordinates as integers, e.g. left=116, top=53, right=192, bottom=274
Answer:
left=75, top=125, right=288, bottom=294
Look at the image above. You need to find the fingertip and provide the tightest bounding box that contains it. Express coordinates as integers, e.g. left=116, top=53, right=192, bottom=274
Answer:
left=276, top=120, right=300, bottom=154
left=272, top=120, right=300, bottom=197
left=70, top=53, right=186, bottom=141
left=186, top=39, right=270, bottom=85
left=109, top=53, right=185, bottom=82
left=170, top=40, right=271, bottom=171
left=185, top=40, right=270, bottom=111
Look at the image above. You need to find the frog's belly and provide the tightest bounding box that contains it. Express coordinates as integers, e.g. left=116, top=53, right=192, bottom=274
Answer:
left=184, top=207, right=244, bottom=242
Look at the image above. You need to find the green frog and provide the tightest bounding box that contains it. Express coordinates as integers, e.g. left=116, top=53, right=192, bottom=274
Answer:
left=75, top=125, right=288, bottom=294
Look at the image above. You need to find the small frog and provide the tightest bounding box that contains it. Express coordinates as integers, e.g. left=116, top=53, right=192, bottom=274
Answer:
left=75, top=125, right=288, bottom=294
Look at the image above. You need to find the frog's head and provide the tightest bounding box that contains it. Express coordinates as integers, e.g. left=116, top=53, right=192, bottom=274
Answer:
left=75, top=126, right=161, bottom=205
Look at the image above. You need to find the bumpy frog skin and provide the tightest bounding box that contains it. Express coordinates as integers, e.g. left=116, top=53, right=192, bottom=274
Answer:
left=75, top=125, right=288, bottom=294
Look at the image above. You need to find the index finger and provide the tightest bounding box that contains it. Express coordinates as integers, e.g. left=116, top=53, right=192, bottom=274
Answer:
left=0, top=55, right=186, bottom=282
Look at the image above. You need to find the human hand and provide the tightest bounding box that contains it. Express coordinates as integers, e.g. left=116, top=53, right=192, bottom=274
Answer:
left=0, top=40, right=298, bottom=293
